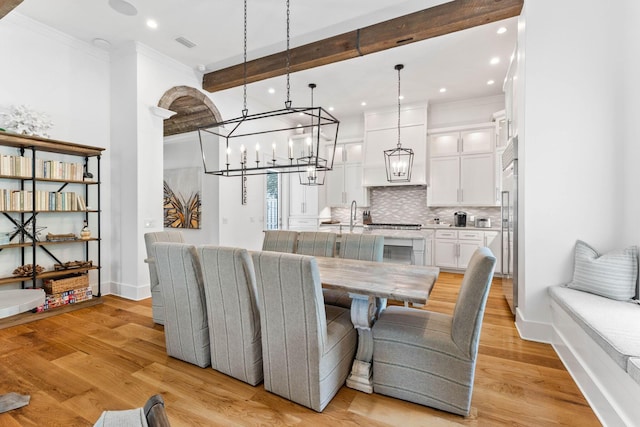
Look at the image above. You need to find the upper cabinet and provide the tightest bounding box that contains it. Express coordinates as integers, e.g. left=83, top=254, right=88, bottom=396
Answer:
left=362, top=104, right=427, bottom=187
left=325, top=139, right=369, bottom=207
left=504, top=45, right=519, bottom=139
left=427, top=123, right=496, bottom=207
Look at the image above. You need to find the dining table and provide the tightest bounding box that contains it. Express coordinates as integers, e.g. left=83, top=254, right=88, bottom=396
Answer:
left=315, top=256, right=440, bottom=394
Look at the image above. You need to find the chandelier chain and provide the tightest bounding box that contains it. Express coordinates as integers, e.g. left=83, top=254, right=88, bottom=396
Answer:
left=285, top=0, right=291, bottom=107
left=397, top=65, right=401, bottom=148
left=242, top=0, right=248, bottom=116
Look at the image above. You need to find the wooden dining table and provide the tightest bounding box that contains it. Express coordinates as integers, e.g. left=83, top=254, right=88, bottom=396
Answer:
left=315, top=256, right=440, bottom=394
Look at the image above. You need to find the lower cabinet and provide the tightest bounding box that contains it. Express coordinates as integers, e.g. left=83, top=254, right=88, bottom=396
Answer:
left=434, top=229, right=484, bottom=269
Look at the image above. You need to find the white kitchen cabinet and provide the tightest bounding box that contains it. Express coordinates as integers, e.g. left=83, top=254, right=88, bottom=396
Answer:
left=428, top=124, right=495, bottom=207
left=434, top=229, right=484, bottom=269
left=363, top=104, right=427, bottom=186
left=326, top=140, right=369, bottom=207
left=289, top=176, right=328, bottom=230
left=504, top=44, right=519, bottom=139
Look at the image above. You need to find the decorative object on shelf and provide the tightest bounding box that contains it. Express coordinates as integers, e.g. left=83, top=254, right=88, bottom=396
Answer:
left=384, top=64, right=414, bottom=183
left=298, top=83, right=328, bottom=186
left=46, top=233, right=78, bottom=242
left=53, top=260, right=93, bottom=271
left=80, top=220, right=91, bottom=240
left=0, top=105, right=53, bottom=138
left=197, top=0, right=339, bottom=181
left=12, top=264, right=45, bottom=277
left=163, top=167, right=201, bottom=228
left=21, top=223, right=47, bottom=242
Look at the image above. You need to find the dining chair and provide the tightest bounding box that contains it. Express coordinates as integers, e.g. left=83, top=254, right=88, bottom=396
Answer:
left=94, top=394, right=171, bottom=427
left=198, top=246, right=263, bottom=386
left=251, top=251, right=357, bottom=412
left=144, top=231, right=184, bottom=325
left=296, top=231, right=337, bottom=257
left=261, top=230, right=298, bottom=253
left=152, top=242, right=210, bottom=368
left=325, top=234, right=385, bottom=309
left=371, top=247, right=496, bottom=416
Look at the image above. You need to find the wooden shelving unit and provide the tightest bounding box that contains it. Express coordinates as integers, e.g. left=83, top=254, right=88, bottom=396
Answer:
left=0, top=131, right=105, bottom=301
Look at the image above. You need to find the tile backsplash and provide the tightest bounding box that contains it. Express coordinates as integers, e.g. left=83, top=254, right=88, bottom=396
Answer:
left=331, top=186, right=501, bottom=226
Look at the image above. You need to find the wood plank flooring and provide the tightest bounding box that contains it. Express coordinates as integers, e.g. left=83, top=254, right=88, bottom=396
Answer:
left=0, top=272, right=601, bottom=426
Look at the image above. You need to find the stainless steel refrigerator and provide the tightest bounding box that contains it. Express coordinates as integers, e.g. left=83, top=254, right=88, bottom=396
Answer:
left=501, top=137, right=518, bottom=315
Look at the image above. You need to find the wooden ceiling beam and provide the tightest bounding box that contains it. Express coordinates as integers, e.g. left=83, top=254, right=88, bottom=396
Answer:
left=202, top=0, right=523, bottom=93
left=0, top=0, right=23, bottom=20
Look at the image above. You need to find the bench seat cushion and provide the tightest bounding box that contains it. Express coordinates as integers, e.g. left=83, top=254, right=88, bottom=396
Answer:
left=549, top=285, right=640, bottom=371
left=628, top=358, right=640, bottom=387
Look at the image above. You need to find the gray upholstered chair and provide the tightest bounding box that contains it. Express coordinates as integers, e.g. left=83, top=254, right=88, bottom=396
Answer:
left=324, top=234, right=385, bottom=309
left=144, top=231, right=184, bottom=325
left=338, top=234, right=384, bottom=261
left=152, top=242, right=210, bottom=368
left=251, top=251, right=357, bottom=412
left=371, top=247, right=496, bottom=416
left=262, top=230, right=298, bottom=253
left=198, top=246, right=263, bottom=386
left=296, top=231, right=337, bottom=257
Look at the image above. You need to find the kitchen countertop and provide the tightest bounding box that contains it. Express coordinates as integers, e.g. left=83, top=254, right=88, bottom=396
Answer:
left=318, top=223, right=500, bottom=238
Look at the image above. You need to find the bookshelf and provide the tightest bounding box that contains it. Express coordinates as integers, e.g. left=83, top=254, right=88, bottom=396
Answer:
left=0, top=131, right=104, bottom=299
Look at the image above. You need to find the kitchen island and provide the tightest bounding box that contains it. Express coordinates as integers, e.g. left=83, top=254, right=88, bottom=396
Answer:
left=318, top=224, right=431, bottom=266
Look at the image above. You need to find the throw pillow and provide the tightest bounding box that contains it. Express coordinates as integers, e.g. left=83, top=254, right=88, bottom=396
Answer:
left=568, top=240, right=638, bottom=301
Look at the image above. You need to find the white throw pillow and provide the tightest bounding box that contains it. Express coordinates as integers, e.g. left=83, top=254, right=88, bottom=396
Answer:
left=568, top=240, right=638, bottom=301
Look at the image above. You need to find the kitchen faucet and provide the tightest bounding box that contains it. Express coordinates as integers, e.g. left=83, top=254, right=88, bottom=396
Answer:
left=350, top=200, right=357, bottom=232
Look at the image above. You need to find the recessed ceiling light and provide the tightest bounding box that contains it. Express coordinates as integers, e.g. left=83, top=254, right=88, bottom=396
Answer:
left=196, top=64, right=206, bottom=72
left=147, top=19, right=158, bottom=29
left=490, top=57, right=500, bottom=65
left=361, top=101, right=367, bottom=106
left=439, top=88, right=447, bottom=93
left=497, top=27, right=507, bottom=35
left=328, top=107, right=334, bottom=111
left=487, top=80, right=495, bottom=85
left=399, top=95, right=405, bottom=100
left=108, top=0, right=137, bottom=16
left=268, top=88, right=275, bottom=94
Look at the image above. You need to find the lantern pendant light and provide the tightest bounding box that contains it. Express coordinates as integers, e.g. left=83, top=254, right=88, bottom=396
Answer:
left=298, top=83, right=328, bottom=186
left=384, top=64, right=414, bottom=182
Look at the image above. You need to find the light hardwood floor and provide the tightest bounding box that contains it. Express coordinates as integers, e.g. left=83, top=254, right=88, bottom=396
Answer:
left=0, top=272, right=601, bottom=426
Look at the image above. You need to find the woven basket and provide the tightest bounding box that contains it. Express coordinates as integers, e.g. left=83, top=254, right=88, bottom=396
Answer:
left=43, top=274, right=89, bottom=294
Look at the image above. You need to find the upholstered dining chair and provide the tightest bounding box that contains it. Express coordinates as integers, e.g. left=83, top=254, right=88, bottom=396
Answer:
left=251, top=251, right=357, bottom=412
left=371, top=247, right=496, bottom=416
left=152, top=242, right=210, bottom=368
left=324, top=234, right=385, bottom=309
left=198, top=246, right=263, bottom=386
left=296, top=231, right=337, bottom=257
left=261, top=230, right=298, bottom=253
left=144, top=231, right=184, bottom=325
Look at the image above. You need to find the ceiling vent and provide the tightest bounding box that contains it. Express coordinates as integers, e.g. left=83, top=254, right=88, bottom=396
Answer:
left=175, top=37, right=197, bottom=49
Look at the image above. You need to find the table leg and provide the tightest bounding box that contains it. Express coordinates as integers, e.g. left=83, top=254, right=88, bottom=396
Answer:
left=346, top=293, right=377, bottom=393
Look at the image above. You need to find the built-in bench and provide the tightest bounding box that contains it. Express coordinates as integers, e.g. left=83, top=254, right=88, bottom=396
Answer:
left=549, top=284, right=640, bottom=426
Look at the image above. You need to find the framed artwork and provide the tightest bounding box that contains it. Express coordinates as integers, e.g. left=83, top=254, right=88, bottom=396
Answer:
left=163, top=167, right=201, bottom=229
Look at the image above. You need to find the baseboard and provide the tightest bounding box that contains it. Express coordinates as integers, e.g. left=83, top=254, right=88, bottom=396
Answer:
left=109, top=281, right=151, bottom=301
left=514, top=307, right=552, bottom=343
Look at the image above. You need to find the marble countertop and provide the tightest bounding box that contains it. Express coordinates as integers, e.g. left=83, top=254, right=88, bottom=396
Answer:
left=318, top=223, right=500, bottom=239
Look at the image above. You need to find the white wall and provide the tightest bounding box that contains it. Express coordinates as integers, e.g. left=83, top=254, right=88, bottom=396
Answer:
left=0, top=13, right=111, bottom=294
left=517, top=0, right=636, bottom=340
left=428, top=94, right=504, bottom=128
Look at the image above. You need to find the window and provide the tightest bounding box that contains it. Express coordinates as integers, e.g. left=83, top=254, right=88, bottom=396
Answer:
left=265, top=172, right=280, bottom=229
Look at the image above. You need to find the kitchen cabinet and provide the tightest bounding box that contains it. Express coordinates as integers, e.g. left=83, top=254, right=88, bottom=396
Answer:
left=326, top=140, right=369, bottom=207
left=428, top=124, right=496, bottom=207
left=288, top=176, right=328, bottom=231
left=504, top=44, right=519, bottom=139
left=434, top=229, right=484, bottom=270
left=362, top=104, right=427, bottom=187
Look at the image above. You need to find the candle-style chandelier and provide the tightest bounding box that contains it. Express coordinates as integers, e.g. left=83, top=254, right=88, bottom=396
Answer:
left=384, top=64, right=414, bottom=182
left=198, top=0, right=339, bottom=178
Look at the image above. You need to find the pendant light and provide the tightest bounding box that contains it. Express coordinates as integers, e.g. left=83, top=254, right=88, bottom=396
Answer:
left=384, top=64, right=414, bottom=182
left=198, top=0, right=339, bottom=179
left=298, top=83, right=328, bottom=186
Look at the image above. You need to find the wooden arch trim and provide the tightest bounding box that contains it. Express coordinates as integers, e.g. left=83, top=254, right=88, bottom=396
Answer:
left=157, top=86, right=222, bottom=137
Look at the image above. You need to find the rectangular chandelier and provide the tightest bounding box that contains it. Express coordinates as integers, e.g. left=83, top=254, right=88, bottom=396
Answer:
left=198, top=106, right=339, bottom=177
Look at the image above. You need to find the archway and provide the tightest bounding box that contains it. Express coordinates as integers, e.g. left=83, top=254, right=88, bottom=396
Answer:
left=157, top=85, right=221, bottom=136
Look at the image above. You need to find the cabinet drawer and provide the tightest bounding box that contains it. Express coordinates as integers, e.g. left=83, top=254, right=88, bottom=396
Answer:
left=457, top=230, right=483, bottom=241
left=289, top=218, right=317, bottom=227
left=435, top=230, right=457, bottom=239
